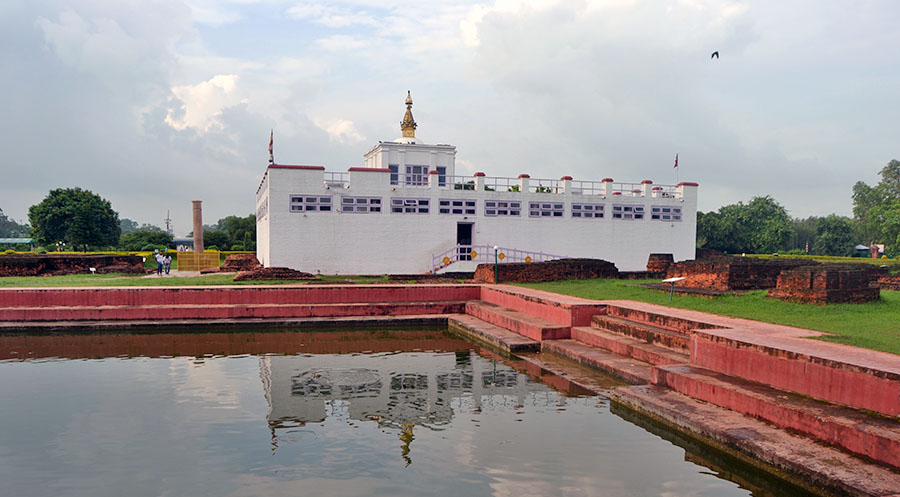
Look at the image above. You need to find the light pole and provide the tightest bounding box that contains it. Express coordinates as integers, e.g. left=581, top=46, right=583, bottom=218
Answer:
left=493, top=245, right=499, bottom=284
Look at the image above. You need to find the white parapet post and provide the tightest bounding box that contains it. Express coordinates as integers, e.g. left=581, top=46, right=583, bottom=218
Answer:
left=641, top=180, right=653, bottom=196
left=560, top=176, right=573, bottom=194
left=428, top=169, right=440, bottom=189
left=601, top=177, right=614, bottom=196
left=518, top=173, right=530, bottom=193
left=474, top=172, right=486, bottom=191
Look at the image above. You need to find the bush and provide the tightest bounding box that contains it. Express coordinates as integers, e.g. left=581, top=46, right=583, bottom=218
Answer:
left=3, top=249, right=15, bottom=254
left=206, top=245, right=219, bottom=251
left=36, top=247, right=47, bottom=254
left=230, top=244, right=245, bottom=251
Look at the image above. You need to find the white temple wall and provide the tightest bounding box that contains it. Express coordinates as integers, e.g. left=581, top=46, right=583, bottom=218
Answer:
left=257, top=166, right=697, bottom=274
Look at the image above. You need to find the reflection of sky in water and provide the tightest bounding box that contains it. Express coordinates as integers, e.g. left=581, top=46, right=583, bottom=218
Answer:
left=0, top=351, right=801, bottom=497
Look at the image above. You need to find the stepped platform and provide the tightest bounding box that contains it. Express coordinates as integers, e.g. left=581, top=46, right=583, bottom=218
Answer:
left=653, top=364, right=900, bottom=470
left=589, top=314, right=691, bottom=352
left=541, top=339, right=654, bottom=384
left=479, top=284, right=606, bottom=327
left=571, top=326, right=690, bottom=366
left=611, top=385, right=900, bottom=497
left=447, top=314, right=541, bottom=353
left=465, top=300, right=570, bottom=341
left=0, top=301, right=467, bottom=322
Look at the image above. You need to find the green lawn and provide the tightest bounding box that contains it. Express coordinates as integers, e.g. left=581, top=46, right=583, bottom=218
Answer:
left=518, top=279, right=900, bottom=356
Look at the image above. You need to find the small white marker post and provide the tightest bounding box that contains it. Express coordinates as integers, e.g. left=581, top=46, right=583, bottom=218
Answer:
left=661, top=276, right=686, bottom=302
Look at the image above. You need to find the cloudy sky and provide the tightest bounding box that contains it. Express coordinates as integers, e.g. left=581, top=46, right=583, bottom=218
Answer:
left=1, top=0, right=898, bottom=234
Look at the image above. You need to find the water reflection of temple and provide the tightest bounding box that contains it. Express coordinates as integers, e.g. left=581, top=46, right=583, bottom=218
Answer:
left=259, top=351, right=552, bottom=431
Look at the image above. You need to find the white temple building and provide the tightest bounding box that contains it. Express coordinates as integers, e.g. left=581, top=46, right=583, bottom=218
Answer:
left=256, top=93, right=698, bottom=274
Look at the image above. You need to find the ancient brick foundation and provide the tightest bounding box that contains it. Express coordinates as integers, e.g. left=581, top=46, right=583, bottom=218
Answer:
left=220, top=253, right=262, bottom=272
left=646, top=253, right=674, bottom=272
left=233, top=267, right=318, bottom=281
left=0, top=254, right=145, bottom=276
left=875, top=273, right=900, bottom=290
left=769, top=265, right=882, bottom=303
left=473, top=258, right=618, bottom=283
left=665, top=257, right=817, bottom=291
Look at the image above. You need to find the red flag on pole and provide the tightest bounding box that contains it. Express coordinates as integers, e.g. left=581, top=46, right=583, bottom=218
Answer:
left=674, top=153, right=678, bottom=168
left=268, top=130, right=274, bottom=164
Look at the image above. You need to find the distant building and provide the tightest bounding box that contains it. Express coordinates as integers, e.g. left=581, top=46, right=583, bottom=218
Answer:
left=255, top=93, right=698, bottom=274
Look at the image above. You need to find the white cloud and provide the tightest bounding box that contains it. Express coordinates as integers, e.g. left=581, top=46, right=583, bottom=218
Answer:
left=315, top=119, right=366, bottom=144
left=285, top=2, right=378, bottom=27
left=166, top=74, right=245, bottom=132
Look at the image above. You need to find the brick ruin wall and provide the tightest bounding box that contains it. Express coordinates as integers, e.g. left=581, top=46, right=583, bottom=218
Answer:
left=0, top=254, right=145, bottom=277
left=220, top=253, right=262, bottom=272
left=473, top=258, right=619, bottom=284
left=233, top=267, right=318, bottom=281
left=665, top=257, right=819, bottom=291
left=769, top=265, right=883, bottom=303
left=875, top=273, right=900, bottom=291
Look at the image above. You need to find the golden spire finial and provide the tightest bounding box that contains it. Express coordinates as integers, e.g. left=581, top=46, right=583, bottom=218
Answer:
left=401, top=90, right=417, bottom=138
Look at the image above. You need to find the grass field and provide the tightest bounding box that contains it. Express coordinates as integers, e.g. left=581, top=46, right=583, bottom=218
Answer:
left=518, top=279, right=900, bottom=356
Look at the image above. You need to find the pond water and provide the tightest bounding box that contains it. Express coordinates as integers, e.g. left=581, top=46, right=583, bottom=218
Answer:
left=0, top=329, right=816, bottom=497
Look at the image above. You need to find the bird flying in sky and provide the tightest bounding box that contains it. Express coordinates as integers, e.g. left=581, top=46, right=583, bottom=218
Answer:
left=711, top=51, right=719, bottom=59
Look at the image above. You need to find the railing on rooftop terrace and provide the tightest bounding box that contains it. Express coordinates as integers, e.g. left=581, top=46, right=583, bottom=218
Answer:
left=319, top=169, right=683, bottom=198
left=324, top=172, right=349, bottom=189
left=432, top=244, right=569, bottom=272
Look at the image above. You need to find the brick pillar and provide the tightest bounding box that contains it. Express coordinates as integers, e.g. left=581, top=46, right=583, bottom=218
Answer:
left=192, top=200, right=204, bottom=253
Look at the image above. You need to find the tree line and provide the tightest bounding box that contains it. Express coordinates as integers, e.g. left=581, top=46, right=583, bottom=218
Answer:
left=1, top=187, right=255, bottom=252
left=698, top=160, right=900, bottom=257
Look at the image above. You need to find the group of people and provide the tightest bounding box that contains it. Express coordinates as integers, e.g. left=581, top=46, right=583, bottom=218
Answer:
left=154, top=251, right=172, bottom=275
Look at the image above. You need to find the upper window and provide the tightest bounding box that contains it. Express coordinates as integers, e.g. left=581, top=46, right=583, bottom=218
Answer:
left=405, top=165, right=428, bottom=186
left=437, top=166, right=447, bottom=187
left=572, top=203, right=604, bottom=219
left=611, top=204, right=644, bottom=220
left=341, top=197, right=382, bottom=213
left=439, top=199, right=476, bottom=215
left=389, top=164, right=399, bottom=185
left=484, top=200, right=521, bottom=217
left=391, top=198, right=430, bottom=214
left=650, top=205, right=682, bottom=221
left=290, top=195, right=332, bottom=212
left=529, top=202, right=564, bottom=218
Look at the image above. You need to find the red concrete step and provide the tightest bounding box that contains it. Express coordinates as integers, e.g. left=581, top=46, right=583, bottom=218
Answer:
left=447, top=314, right=540, bottom=353
left=590, top=314, right=690, bottom=352
left=479, top=285, right=606, bottom=327
left=652, top=364, right=900, bottom=471
left=572, top=326, right=689, bottom=366
left=0, top=285, right=482, bottom=307
left=465, top=301, right=569, bottom=341
left=691, top=328, right=900, bottom=418
left=541, top=339, right=652, bottom=384
left=611, top=385, right=900, bottom=497
left=0, top=301, right=467, bottom=322
left=604, top=304, right=722, bottom=334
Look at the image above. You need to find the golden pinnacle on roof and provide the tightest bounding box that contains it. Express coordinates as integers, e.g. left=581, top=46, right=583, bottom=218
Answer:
left=401, top=90, right=417, bottom=138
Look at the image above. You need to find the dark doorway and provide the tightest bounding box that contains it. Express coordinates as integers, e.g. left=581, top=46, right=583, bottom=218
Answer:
left=457, top=223, right=473, bottom=260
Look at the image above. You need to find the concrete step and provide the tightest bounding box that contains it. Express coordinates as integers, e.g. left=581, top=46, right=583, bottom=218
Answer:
left=0, top=285, right=482, bottom=307
left=479, top=285, right=606, bottom=327
left=590, top=314, right=690, bottom=352
left=652, top=364, right=900, bottom=471
left=604, top=303, right=723, bottom=334
left=464, top=300, right=570, bottom=341
left=572, top=326, right=690, bottom=366
left=691, top=328, right=900, bottom=418
left=540, top=339, right=653, bottom=384
left=611, top=385, right=900, bottom=497
left=0, top=301, right=467, bottom=322
left=447, top=314, right=540, bottom=353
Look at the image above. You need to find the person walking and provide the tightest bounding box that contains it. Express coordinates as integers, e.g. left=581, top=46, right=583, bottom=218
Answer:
left=155, top=252, right=165, bottom=276
left=164, top=254, right=172, bottom=275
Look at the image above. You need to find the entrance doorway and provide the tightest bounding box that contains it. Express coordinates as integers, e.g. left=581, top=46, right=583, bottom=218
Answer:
left=457, top=223, right=473, bottom=260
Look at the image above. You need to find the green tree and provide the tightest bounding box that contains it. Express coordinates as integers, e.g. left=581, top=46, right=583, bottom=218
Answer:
left=812, top=215, right=855, bottom=256
left=28, top=188, right=120, bottom=251
left=119, top=218, right=139, bottom=235
left=0, top=208, right=30, bottom=237
left=203, top=229, right=229, bottom=250
left=789, top=216, right=820, bottom=253
left=119, top=229, right=173, bottom=251
left=852, top=160, right=900, bottom=253
left=216, top=214, right=256, bottom=248
left=696, top=196, right=793, bottom=254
